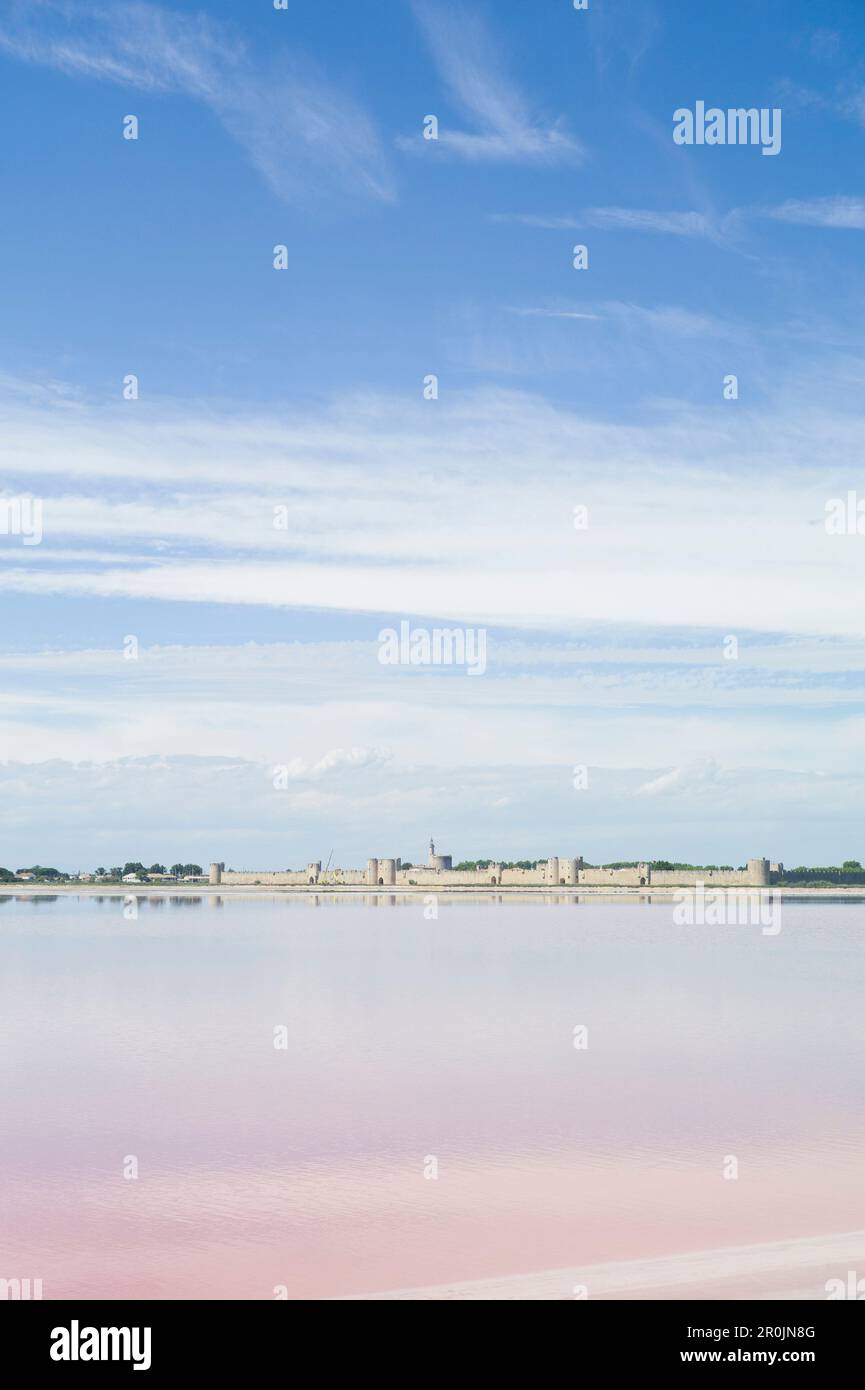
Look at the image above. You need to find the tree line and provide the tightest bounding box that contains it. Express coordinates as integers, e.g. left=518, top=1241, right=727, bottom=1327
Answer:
left=0, top=863, right=205, bottom=882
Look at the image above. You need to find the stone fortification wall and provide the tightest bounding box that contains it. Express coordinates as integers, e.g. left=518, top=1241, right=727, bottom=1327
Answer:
left=651, top=869, right=750, bottom=887
left=580, top=866, right=649, bottom=886
left=219, top=871, right=308, bottom=885
left=650, top=860, right=770, bottom=888
left=221, top=870, right=371, bottom=887
left=398, top=864, right=505, bottom=886
left=501, top=867, right=546, bottom=885
left=210, top=856, right=772, bottom=889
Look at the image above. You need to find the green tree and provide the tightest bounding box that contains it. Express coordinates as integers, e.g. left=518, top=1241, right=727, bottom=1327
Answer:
left=123, top=862, right=146, bottom=877
left=843, top=860, right=862, bottom=870
left=148, top=863, right=167, bottom=875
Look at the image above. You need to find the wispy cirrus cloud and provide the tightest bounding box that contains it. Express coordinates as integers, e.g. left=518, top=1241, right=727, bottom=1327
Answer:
left=601, top=301, right=730, bottom=337
left=405, top=1, right=584, bottom=164
left=506, top=301, right=728, bottom=337
left=0, top=0, right=394, bottom=203
left=500, top=199, right=865, bottom=240
left=763, top=196, right=865, bottom=229
left=507, top=306, right=601, bottom=321
left=587, top=0, right=659, bottom=81
left=3, top=378, right=865, bottom=643
left=583, top=208, right=716, bottom=236
left=773, top=74, right=865, bottom=131
left=493, top=207, right=743, bottom=243
left=492, top=213, right=586, bottom=231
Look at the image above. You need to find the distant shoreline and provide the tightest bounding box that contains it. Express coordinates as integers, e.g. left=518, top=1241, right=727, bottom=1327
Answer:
left=4, top=883, right=865, bottom=898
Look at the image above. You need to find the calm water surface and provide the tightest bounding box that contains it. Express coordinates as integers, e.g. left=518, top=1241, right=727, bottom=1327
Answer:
left=1, top=893, right=863, bottom=1299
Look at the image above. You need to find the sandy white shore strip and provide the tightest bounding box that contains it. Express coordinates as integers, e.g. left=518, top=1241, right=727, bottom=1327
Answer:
left=348, top=1230, right=865, bottom=1300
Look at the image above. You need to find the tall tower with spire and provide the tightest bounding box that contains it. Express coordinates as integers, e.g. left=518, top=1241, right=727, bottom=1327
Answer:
left=427, top=837, right=452, bottom=871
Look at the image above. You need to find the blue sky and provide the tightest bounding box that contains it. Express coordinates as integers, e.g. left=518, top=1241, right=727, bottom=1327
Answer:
left=1, top=0, right=865, bottom=869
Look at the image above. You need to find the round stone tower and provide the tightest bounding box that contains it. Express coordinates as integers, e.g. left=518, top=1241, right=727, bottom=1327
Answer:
left=427, top=837, right=453, bottom=871
left=747, top=858, right=770, bottom=887
left=209, top=862, right=223, bottom=885
left=378, top=858, right=397, bottom=885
